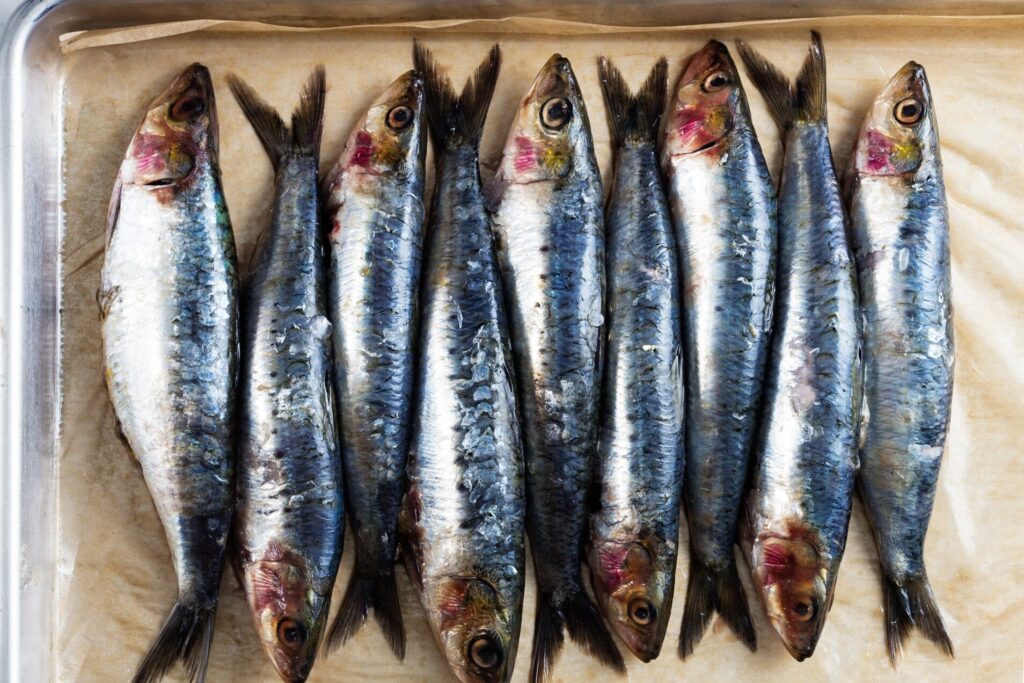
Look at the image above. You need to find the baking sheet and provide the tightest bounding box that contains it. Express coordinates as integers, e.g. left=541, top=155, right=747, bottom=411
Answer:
left=57, top=13, right=1024, bottom=682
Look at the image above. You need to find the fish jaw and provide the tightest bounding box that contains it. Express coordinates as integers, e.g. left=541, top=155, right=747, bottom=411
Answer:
left=664, top=40, right=745, bottom=160
left=122, top=63, right=218, bottom=191
left=244, top=551, right=329, bottom=682
left=588, top=540, right=673, bottom=662
left=751, top=529, right=833, bottom=660
left=850, top=62, right=935, bottom=178
left=420, top=576, right=516, bottom=683
left=491, top=54, right=591, bottom=189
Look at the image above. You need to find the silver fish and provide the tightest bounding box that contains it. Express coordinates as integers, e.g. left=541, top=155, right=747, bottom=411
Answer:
left=487, top=54, right=624, bottom=682
left=587, top=57, right=685, bottom=664
left=321, top=70, right=426, bottom=660
left=736, top=32, right=862, bottom=660
left=100, top=63, right=237, bottom=683
left=662, top=41, right=776, bottom=657
left=401, top=43, right=526, bottom=683
left=229, top=67, right=344, bottom=683
left=846, top=61, right=954, bottom=664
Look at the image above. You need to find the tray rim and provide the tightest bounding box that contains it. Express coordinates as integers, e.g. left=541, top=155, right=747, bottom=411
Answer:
left=3, top=2, right=1024, bottom=681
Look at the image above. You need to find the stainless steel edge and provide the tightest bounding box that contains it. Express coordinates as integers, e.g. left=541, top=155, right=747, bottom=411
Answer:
left=1, top=1, right=65, bottom=680
left=1, top=1, right=1022, bottom=681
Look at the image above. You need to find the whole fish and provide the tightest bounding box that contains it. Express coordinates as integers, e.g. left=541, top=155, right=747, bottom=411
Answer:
left=846, top=62, right=954, bottom=664
left=586, top=57, right=685, bottom=664
left=100, top=63, right=237, bottom=683
left=400, top=43, right=526, bottom=683
left=321, top=70, right=427, bottom=660
left=662, top=41, right=776, bottom=657
left=229, top=67, right=344, bottom=683
left=487, top=54, right=624, bottom=682
left=736, top=32, right=861, bottom=660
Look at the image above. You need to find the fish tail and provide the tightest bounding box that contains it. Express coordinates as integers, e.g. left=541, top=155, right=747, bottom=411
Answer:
left=597, top=56, right=668, bottom=148
left=563, top=590, right=626, bottom=673
left=131, top=601, right=215, bottom=683
left=735, top=30, right=826, bottom=133
left=413, top=41, right=501, bottom=150
left=325, top=570, right=406, bottom=660
left=529, top=592, right=565, bottom=683
left=679, top=556, right=757, bottom=658
left=882, top=573, right=954, bottom=667
left=227, top=65, right=326, bottom=168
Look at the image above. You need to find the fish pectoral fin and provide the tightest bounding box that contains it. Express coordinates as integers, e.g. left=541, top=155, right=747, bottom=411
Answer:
left=105, top=173, right=123, bottom=248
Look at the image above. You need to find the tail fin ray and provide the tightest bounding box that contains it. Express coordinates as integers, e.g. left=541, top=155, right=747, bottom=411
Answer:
left=228, top=66, right=326, bottom=168
left=412, top=42, right=501, bottom=149
left=882, top=574, right=954, bottom=666
left=131, top=601, right=215, bottom=683
left=735, top=30, right=827, bottom=133
left=563, top=591, right=627, bottom=673
left=325, top=571, right=406, bottom=660
left=598, top=56, right=668, bottom=148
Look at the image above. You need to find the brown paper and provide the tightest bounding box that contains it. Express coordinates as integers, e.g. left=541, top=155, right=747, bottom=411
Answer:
left=58, top=12, right=1024, bottom=683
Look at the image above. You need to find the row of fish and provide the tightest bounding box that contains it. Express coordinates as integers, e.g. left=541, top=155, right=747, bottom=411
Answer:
left=99, top=30, right=953, bottom=683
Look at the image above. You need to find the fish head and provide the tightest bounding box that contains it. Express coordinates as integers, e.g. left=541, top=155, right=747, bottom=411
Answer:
left=850, top=61, right=936, bottom=178
left=495, top=54, right=592, bottom=185
left=427, top=576, right=517, bottom=683
left=664, top=40, right=744, bottom=159
left=752, top=533, right=833, bottom=661
left=244, top=552, right=329, bottom=682
left=121, top=63, right=218, bottom=191
left=336, top=69, right=426, bottom=179
left=588, top=540, right=674, bottom=661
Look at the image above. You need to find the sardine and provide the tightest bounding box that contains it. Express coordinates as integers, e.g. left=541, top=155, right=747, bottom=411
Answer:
left=846, top=62, right=954, bottom=664
left=662, top=41, right=776, bottom=657
left=487, top=54, right=624, bottom=682
left=586, top=57, right=685, bottom=664
left=229, top=67, right=344, bottom=683
left=736, top=32, right=861, bottom=660
left=401, top=43, right=526, bottom=683
left=100, top=63, right=237, bottom=683
left=321, top=70, right=427, bottom=660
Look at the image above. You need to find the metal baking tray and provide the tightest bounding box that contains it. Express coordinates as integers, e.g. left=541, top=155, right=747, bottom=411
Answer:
left=3, top=1, right=1023, bottom=681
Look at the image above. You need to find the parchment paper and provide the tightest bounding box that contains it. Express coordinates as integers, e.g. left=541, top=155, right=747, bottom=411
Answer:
left=58, top=13, right=1024, bottom=683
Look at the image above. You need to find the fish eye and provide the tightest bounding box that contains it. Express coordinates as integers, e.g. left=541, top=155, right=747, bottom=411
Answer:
left=702, top=71, right=730, bottom=92
left=541, top=97, right=572, bottom=130
left=387, top=105, right=414, bottom=130
left=467, top=634, right=503, bottom=671
left=276, top=618, right=307, bottom=648
left=792, top=600, right=815, bottom=622
left=170, top=93, right=206, bottom=122
left=894, top=97, right=924, bottom=125
left=628, top=598, right=656, bottom=626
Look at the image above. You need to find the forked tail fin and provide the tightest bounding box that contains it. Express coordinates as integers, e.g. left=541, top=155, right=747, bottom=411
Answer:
left=530, top=590, right=625, bottom=683
left=324, top=570, right=406, bottom=660
left=227, top=65, right=327, bottom=168
left=412, top=42, right=501, bottom=151
left=882, top=573, right=954, bottom=667
left=735, top=31, right=827, bottom=133
left=679, top=555, right=757, bottom=658
left=131, top=601, right=216, bottom=683
left=597, top=56, right=668, bottom=149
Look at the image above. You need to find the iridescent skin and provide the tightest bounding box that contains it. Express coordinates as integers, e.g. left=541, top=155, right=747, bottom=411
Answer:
left=100, top=63, right=236, bottom=650
left=489, top=54, right=604, bottom=624
left=324, top=72, right=425, bottom=597
left=743, top=101, right=861, bottom=660
left=663, top=42, right=776, bottom=636
left=588, top=126, right=685, bottom=661
left=401, top=130, right=525, bottom=683
left=847, top=62, right=953, bottom=634
left=236, top=113, right=342, bottom=681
